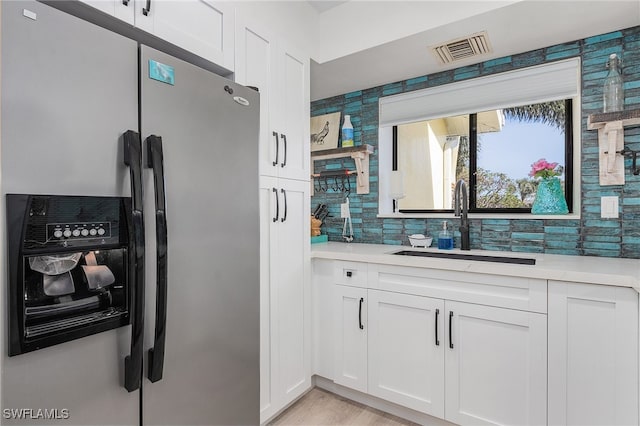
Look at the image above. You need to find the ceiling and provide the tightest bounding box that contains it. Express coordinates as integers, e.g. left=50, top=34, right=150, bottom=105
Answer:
left=307, top=1, right=349, bottom=13
left=310, top=1, right=640, bottom=101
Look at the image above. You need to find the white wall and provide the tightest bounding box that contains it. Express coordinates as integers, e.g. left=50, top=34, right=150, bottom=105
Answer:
left=313, top=0, right=522, bottom=63
left=234, top=1, right=318, bottom=53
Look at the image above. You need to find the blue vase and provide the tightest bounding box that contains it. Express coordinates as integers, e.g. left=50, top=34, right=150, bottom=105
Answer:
left=531, top=177, right=568, bottom=214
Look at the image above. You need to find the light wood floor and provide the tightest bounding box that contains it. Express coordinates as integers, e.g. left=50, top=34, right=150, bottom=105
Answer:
left=269, top=388, right=420, bottom=426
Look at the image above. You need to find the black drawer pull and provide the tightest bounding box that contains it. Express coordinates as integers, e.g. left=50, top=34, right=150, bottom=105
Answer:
left=435, top=309, right=440, bottom=346
left=449, top=311, right=454, bottom=349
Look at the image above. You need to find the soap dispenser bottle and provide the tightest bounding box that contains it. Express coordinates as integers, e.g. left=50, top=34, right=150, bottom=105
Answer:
left=438, top=221, right=454, bottom=250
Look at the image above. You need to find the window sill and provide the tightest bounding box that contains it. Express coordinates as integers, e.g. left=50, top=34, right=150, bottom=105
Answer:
left=377, top=212, right=580, bottom=220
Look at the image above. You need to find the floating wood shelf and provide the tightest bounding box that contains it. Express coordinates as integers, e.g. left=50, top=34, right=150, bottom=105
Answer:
left=587, top=108, right=640, bottom=186
left=311, top=144, right=375, bottom=161
left=587, top=108, right=640, bottom=130
left=311, top=144, right=375, bottom=195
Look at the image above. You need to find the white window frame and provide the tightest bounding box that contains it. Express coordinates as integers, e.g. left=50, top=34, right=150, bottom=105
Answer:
left=378, top=58, right=581, bottom=219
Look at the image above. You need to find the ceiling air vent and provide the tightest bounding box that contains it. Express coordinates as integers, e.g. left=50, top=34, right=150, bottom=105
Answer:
left=431, top=31, right=492, bottom=64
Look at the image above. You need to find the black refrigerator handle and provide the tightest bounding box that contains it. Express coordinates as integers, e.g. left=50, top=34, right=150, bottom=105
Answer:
left=123, top=130, right=145, bottom=392
left=145, top=135, right=168, bottom=383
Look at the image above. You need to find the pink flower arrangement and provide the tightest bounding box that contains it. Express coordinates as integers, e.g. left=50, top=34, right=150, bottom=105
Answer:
left=529, top=158, right=562, bottom=179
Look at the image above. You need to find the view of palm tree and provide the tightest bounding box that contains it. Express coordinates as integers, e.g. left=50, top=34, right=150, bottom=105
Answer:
left=396, top=100, right=568, bottom=211
left=503, top=100, right=566, bottom=130
left=460, top=100, right=567, bottom=209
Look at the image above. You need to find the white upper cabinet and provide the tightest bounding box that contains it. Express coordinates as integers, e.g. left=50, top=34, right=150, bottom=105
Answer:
left=135, top=0, right=234, bottom=70
left=235, top=19, right=276, bottom=178
left=273, top=40, right=310, bottom=181
left=235, top=16, right=310, bottom=181
left=78, top=0, right=234, bottom=71
left=79, top=0, right=135, bottom=24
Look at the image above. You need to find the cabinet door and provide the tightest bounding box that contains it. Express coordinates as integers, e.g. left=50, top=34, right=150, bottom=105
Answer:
left=445, top=301, right=547, bottom=426
left=312, top=260, right=336, bottom=380
left=334, top=285, right=368, bottom=393
left=78, top=0, right=135, bottom=24
left=135, top=0, right=234, bottom=71
left=259, top=176, right=278, bottom=422
left=548, top=281, right=638, bottom=426
left=235, top=19, right=277, bottom=178
left=273, top=40, right=310, bottom=181
left=368, top=290, right=445, bottom=417
left=274, top=179, right=311, bottom=407
left=259, top=177, right=310, bottom=422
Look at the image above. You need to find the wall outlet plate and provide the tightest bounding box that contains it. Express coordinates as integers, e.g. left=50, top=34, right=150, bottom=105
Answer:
left=601, top=196, right=619, bottom=218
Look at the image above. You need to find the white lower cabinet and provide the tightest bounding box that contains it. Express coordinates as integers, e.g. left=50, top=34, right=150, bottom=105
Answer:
left=548, top=281, right=639, bottom=426
left=333, top=283, right=547, bottom=425
left=317, top=261, right=640, bottom=426
left=368, top=290, right=445, bottom=417
left=445, top=301, right=547, bottom=426
left=260, top=177, right=310, bottom=423
left=334, top=284, right=368, bottom=393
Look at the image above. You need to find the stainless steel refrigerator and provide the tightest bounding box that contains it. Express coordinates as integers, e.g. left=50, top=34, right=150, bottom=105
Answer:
left=1, top=1, right=260, bottom=424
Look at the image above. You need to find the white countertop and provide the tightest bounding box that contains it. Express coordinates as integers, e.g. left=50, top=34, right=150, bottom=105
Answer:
left=311, top=242, right=640, bottom=291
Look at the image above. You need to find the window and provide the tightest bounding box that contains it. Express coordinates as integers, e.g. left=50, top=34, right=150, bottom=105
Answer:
left=378, top=58, right=580, bottom=217
left=392, top=99, right=573, bottom=213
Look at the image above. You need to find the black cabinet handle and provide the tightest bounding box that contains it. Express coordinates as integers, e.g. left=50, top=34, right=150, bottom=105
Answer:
left=122, top=130, right=145, bottom=392
left=272, top=188, right=279, bottom=222
left=142, top=0, right=151, bottom=15
left=280, top=133, right=287, bottom=168
left=122, top=0, right=129, bottom=5
left=358, top=297, right=364, bottom=330
left=272, top=132, right=279, bottom=167
left=449, top=311, right=454, bottom=349
left=280, top=189, right=287, bottom=222
left=145, top=135, right=168, bottom=383
left=346, top=271, right=352, bottom=278
left=435, top=309, right=440, bottom=346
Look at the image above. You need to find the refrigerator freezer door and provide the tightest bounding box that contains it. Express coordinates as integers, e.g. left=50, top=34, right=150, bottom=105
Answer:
left=140, top=46, right=260, bottom=425
left=1, top=1, right=139, bottom=425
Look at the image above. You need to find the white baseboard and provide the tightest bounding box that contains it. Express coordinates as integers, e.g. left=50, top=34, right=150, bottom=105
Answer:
left=312, top=375, right=456, bottom=426
left=260, top=385, right=314, bottom=425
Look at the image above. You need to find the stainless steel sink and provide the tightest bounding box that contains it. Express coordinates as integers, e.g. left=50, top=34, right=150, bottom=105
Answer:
left=392, top=250, right=536, bottom=265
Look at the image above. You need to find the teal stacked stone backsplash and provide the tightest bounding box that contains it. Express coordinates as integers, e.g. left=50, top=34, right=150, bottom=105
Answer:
left=311, top=26, right=640, bottom=258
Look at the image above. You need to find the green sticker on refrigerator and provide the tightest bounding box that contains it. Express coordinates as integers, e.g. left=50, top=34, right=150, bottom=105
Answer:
left=148, top=60, right=175, bottom=85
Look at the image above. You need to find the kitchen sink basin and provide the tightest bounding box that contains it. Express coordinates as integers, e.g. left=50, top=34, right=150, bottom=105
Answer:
left=392, top=250, right=536, bottom=265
